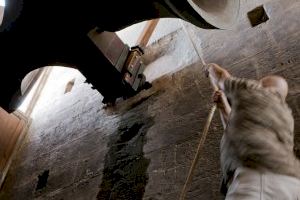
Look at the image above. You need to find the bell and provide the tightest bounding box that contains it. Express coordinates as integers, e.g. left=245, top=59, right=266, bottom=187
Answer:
left=186, top=0, right=240, bottom=29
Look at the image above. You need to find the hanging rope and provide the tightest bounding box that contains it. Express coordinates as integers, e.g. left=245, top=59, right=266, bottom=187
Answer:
left=178, top=65, right=219, bottom=199
left=179, top=22, right=220, bottom=200
left=179, top=103, right=217, bottom=200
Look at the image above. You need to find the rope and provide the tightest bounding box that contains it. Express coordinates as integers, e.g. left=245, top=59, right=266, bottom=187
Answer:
left=179, top=104, right=217, bottom=200
left=180, top=20, right=206, bottom=66
left=179, top=22, right=218, bottom=200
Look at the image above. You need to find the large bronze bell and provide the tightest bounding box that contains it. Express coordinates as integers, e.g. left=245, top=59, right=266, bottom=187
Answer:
left=187, top=0, right=240, bottom=29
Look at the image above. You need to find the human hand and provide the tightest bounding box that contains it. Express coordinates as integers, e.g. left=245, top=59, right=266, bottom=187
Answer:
left=205, top=63, right=231, bottom=90
left=212, top=90, right=226, bottom=109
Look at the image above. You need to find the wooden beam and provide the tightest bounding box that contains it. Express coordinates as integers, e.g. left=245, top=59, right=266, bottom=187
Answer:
left=0, top=109, right=29, bottom=188
left=0, top=67, right=52, bottom=188
left=136, top=19, right=159, bottom=48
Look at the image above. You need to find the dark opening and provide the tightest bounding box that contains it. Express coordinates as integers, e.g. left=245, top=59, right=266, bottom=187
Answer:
left=247, top=6, right=269, bottom=27
left=36, top=170, right=49, bottom=190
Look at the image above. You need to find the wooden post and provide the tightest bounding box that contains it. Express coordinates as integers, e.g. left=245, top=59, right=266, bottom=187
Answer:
left=0, top=109, right=29, bottom=188
left=136, top=19, right=160, bottom=48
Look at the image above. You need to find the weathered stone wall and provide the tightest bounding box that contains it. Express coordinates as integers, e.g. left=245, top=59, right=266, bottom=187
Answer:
left=0, top=0, right=299, bottom=199
left=0, top=63, right=223, bottom=200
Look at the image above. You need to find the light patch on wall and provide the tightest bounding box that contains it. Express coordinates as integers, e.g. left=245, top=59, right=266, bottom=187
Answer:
left=18, top=67, right=84, bottom=117
left=0, top=0, right=5, bottom=26
left=116, top=21, right=147, bottom=47
left=0, top=0, right=5, bottom=6
left=27, top=67, right=85, bottom=119
left=18, top=74, right=42, bottom=114
left=116, top=19, right=182, bottom=47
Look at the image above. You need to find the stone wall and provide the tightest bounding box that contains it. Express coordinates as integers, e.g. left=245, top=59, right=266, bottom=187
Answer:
left=0, top=0, right=299, bottom=199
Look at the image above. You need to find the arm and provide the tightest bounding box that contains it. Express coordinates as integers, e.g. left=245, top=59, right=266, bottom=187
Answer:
left=213, top=90, right=231, bottom=129
left=206, top=63, right=232, bottom=129
left=206, top=63, right=231, bottom=91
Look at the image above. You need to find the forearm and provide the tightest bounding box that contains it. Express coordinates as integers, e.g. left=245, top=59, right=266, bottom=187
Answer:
left=206, top=63, right=232, bottom=128
left=219, top=103, right=231, bottom=129
left=217, top=91, right=231, bottom=129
